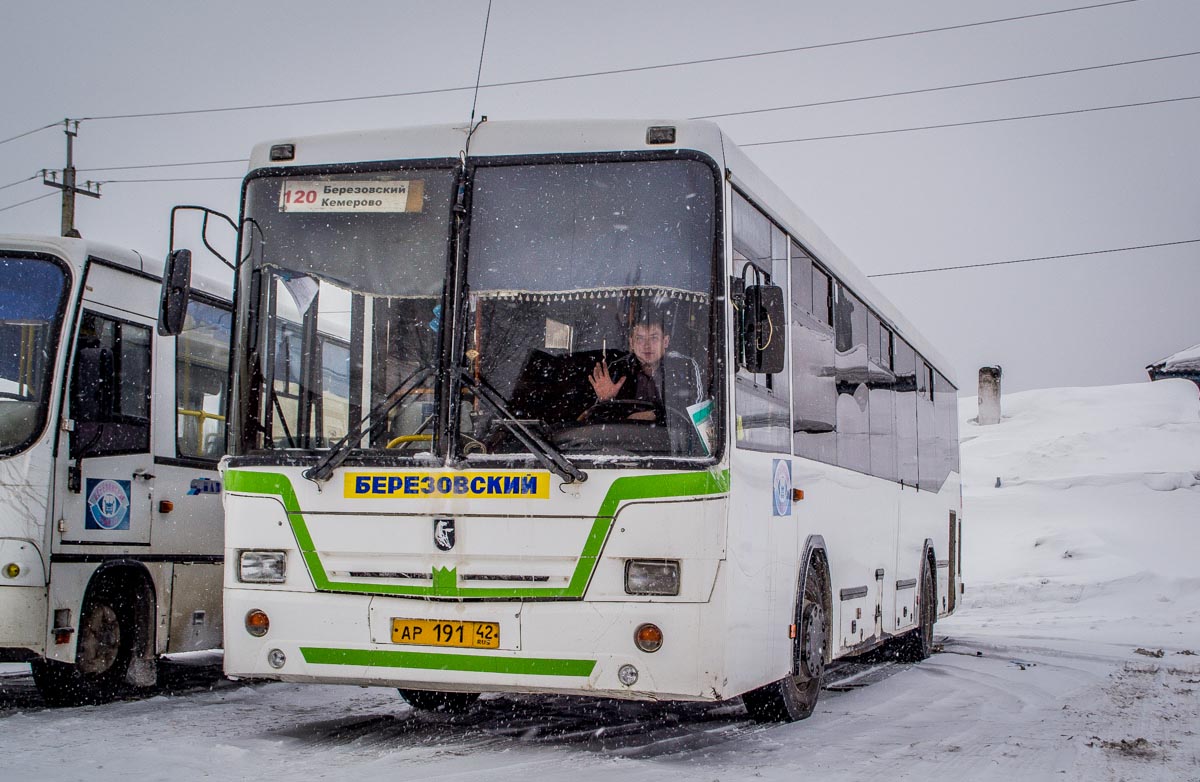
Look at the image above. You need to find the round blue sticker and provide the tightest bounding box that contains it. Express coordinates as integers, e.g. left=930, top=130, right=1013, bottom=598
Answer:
left=86, top=479, right=131, bottom=530
left=772, top=459, right=792, bottom=517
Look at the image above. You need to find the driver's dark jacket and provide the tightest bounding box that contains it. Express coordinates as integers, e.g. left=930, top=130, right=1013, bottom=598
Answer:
left=605, top=351, right=704, bottom=422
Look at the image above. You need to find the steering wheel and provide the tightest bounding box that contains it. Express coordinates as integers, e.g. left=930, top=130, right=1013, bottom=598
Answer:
left=576, top=399, right=659, bottom=425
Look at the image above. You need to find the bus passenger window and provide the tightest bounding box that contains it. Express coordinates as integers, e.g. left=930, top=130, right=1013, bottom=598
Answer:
left=790, top=244, right=836, bottom=464
left=833, top=286, right=869, bottom=474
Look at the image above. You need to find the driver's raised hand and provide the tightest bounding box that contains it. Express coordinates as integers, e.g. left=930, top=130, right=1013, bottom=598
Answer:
left=588, top=360, right=625, bottom=401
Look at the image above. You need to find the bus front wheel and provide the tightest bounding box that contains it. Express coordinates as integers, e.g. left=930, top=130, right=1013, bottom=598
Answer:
left=743, top=559, right=828, bottom=722
left=32, top=588, right=133, bottom=706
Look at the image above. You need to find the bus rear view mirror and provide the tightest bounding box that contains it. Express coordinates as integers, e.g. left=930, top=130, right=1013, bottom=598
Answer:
left=158, top=248, right=192, bottom=336
left=740, top=284, right=785, bottom=375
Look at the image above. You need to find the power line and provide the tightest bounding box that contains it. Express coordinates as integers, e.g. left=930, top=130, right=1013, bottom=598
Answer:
left=744, top=93, right=1200, bottom=146
left=47, top=47, right=1196, bottom=178
left=0, top=121, right=59, bottom=148
left=0, top=192, right=57, bottom=214
left=867, top=239, right=1200, bottom=278
left=0, top=174, right=38, bottom=193
left=77, top=158, right=247, bottom=173
left=98, top=175, right=244, bottom=183
left=72, top=1, right=1138, bottom=123
left=693, top=50, right=1200, bottom=121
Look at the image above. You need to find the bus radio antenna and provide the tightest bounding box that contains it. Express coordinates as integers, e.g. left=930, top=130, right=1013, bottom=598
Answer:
left=464, top=0, right=494, bottom=156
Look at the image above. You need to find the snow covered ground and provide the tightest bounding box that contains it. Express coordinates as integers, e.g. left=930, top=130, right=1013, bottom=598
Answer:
left=2, top=379, right=1198, bottom=781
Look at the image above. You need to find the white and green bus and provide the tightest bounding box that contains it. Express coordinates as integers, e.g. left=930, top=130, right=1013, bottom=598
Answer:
left=207, top=119, right=961, bottom=721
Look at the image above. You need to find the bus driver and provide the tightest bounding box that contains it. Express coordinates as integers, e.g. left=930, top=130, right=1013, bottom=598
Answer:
left=586, top=314, right=702, bottom=424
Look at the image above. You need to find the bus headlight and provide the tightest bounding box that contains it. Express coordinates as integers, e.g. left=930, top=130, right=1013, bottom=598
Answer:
left=624, top=560, right=680, bottom=596
left=238, top=551, right=287, bottom=583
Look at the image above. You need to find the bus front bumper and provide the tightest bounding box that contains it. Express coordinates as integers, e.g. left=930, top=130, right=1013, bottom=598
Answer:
left=223, top=589, right=727, bottom=702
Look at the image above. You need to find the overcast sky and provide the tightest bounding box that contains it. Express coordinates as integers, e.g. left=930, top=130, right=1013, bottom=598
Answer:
left=1, top=0, right=1196, bottom=394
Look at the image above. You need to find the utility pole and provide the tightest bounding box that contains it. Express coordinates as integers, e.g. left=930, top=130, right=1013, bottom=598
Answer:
left=41, top=119, right=100, bottom=238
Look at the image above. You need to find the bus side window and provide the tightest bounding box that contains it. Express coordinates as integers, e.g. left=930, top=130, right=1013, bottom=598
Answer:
left=70, top=312, right=152, bottom=459
left=833, top=285, right=869, bottom=474
left=731, top=191, right=790, bottom=453
left=790, top=244, right=836, bottom=464
left=175, top=298, right=232, bottom=460
left=894, top=338, right=919, bottom=487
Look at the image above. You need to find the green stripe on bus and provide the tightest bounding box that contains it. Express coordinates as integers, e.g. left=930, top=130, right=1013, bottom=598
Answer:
left=300, top=647, right=596, bottom=677
left=225, top=467, right=729, bottom=599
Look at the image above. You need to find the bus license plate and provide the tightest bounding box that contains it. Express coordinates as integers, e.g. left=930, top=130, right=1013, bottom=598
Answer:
left=391, top=618, right=500, bottom=649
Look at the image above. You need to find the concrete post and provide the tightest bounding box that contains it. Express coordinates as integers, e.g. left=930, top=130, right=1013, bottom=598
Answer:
left=978, top=366, right=1002, bottom=425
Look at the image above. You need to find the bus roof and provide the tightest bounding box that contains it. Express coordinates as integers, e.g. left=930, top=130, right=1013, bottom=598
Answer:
left=247, top=119, right=954, bottom=385
left=0, top=233, right=232, bottom=302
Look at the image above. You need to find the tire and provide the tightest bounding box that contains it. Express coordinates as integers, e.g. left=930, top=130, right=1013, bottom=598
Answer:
left=894, top=564, right=935, bottom=663
left=32, top=587, right=133, bottom=706
left=398, top=689, right=480, bottom=714
left=743, top=558, right=828, bottom=723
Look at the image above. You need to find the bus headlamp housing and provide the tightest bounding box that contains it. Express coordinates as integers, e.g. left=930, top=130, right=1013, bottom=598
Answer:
left=624, top=559, right=680, bottom=596
left=238, top=550, right=287, bottom=584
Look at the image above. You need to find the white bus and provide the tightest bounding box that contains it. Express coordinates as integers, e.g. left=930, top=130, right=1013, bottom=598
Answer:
left=211, top=119, right=962, bottom=721
left=0, top=234, right=232, bottom=705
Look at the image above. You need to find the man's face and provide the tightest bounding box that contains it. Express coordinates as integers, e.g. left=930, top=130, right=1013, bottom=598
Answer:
left=629, top=324, right=669, bottom=367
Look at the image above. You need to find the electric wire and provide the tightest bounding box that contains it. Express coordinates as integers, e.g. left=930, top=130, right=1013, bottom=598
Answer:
left=70, top=1, right=1139, bottom=123
left=0, top=121, right=59, bottom=147
left=23, top=46, right=1191, bottom=182
left=0, top=192, right=57, bottom=214
left=97, top=175, right=244, bottom=183
left=0, top=174, right=39, bottom=193
left=744, top=94, right=1200, bottom=146
left=867, top=239, right=1200, bottom=278
left=76, top=158, right=247, bottom=173
left=693, top=49, right=1200, bottom=121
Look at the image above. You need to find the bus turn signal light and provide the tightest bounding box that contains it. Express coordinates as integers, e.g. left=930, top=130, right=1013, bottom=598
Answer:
left=245, top=609, right=270, bottom=637
left=792, top=489, right=804, bottom=502
left=634, top=623, right=663, bottom=653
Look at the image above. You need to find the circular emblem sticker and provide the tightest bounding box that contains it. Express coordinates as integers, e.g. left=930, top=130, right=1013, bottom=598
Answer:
left=86, top=479, right=131, bottom=530
left=772, top=459, right=792, bottom=517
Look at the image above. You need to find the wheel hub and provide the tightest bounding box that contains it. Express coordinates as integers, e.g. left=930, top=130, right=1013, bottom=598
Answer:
left=799, top=603, right=826, bottom=681
left=77, top=603, right=120, bottom=675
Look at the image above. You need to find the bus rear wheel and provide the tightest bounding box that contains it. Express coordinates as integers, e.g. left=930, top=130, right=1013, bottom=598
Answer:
left=32, top=589, right=133, bottom=706
left=895, top=565, right=935, bottom=662
left=398, top=689, right=480, bottom=714
left=743, top=559, right=828, bottom=722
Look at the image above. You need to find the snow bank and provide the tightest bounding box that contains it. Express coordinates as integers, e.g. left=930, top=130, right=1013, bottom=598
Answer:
left=945, top=379, right=1200, bottom=649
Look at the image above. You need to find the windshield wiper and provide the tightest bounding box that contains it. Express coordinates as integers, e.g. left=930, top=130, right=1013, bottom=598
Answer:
left=457, top=369, right=587, bottom=485
left=303, top=365, right=434, bottom=484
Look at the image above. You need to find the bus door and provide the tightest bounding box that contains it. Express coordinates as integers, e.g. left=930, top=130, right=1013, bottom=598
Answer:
left=55, top=270, right=157, bottom=548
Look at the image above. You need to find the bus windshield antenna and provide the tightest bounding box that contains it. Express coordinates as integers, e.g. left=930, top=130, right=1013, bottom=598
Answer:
left=465, top=0, right=494, bottom=155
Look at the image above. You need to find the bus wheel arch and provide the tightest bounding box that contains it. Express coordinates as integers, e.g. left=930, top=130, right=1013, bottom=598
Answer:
left=895, top=541, right=937, bottom=662
left=743, top=538, right=830, bottom=723
left=32, top=563, right=158, bottom=705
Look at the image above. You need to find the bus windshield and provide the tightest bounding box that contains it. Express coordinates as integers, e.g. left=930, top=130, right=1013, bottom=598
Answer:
left=236, top=157, right=720, bottom=462
left=0, top=255, right=69, bottom=455
left=240, top=167, right=458, bottom=452
left=460, top=158, right=719, bottom=460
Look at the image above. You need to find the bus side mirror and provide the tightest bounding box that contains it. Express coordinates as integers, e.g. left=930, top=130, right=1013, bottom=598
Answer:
left=158, top=248, right=192, bottom=336
left=740, top=284, right=785, bottom=375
